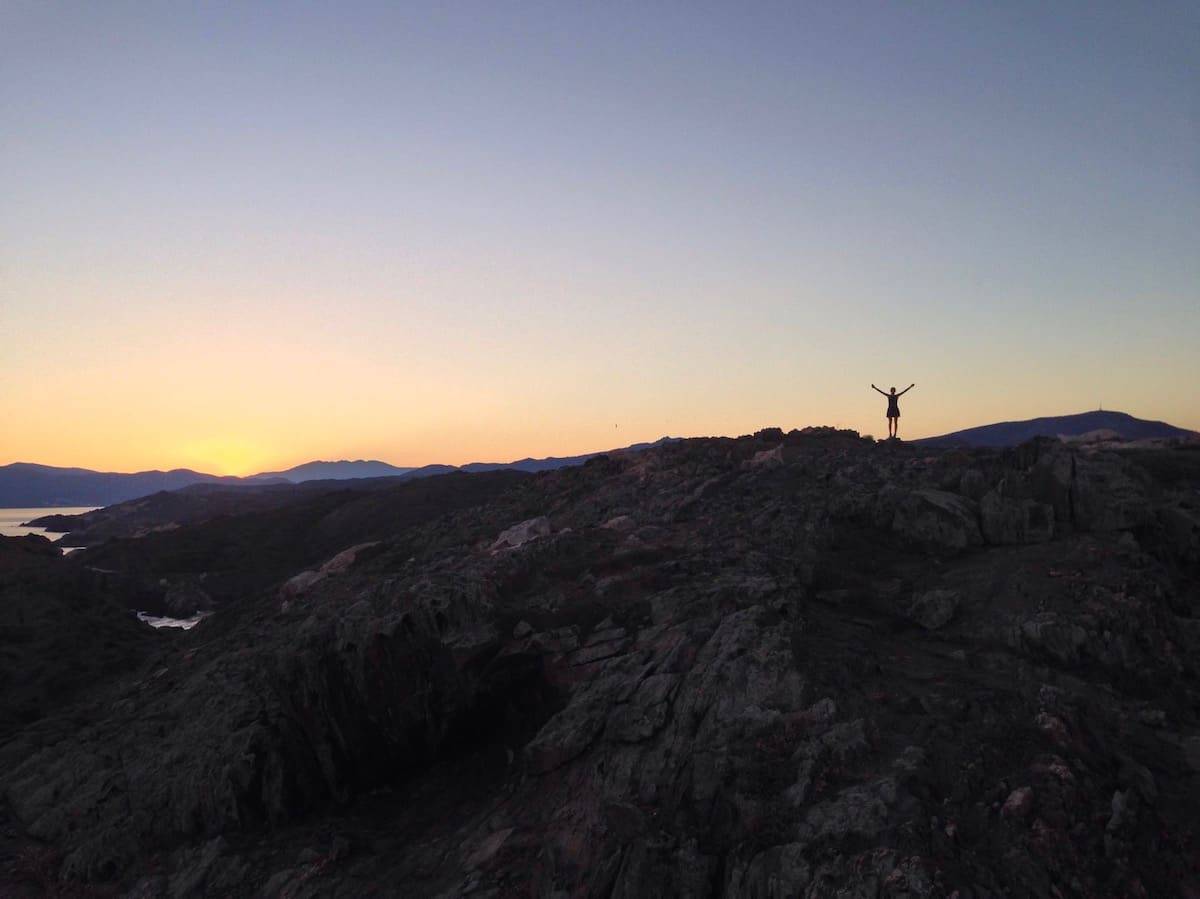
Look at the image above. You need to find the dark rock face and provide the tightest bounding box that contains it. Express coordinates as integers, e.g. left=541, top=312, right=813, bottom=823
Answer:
left=980, top=488, right=1054, bottom=545
left=891, top=489, right=983, bottom=549
left=0, top=536, right=157, bottom=740
left=2, top=432, right=1199, bottom=897
left=71, top=470, right=529, bottom=614
left=162, top=581, right=212, bottom=618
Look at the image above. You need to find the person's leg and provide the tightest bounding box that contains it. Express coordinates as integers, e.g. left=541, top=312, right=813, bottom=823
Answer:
left=894, top=418, right=900, bottom=438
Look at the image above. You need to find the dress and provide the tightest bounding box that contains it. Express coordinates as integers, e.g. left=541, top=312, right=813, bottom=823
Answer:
left=887, top=395, right=900, bottom=419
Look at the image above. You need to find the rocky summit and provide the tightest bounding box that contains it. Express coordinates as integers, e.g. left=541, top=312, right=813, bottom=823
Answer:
left=2, top=429, right=1200, bottom=898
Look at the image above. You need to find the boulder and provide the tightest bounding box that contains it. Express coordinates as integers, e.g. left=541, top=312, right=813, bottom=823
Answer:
left=1001, top=786, right=1035, bottom=819
left=491, top=516, right=552, bottom=551
left=317, top=542, right=379, bottom=576
left=280, top=569, right=323, bottom=601
left=748, top=445, right=785, bottom=469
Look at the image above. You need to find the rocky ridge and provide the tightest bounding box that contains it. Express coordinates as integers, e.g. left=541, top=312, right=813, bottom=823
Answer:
left=1, top=429, right=1199, bottom=897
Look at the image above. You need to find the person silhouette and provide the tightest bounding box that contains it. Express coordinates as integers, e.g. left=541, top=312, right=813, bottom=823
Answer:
left=872, top=383, right=914, bottom=439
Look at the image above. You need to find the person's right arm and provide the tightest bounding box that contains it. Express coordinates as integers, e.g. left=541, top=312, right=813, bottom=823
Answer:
left=871, top=384, right=887, bottom=396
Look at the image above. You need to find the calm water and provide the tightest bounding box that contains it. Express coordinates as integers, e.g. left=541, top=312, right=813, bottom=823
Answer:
left=0, top=507, right=96, bottom=541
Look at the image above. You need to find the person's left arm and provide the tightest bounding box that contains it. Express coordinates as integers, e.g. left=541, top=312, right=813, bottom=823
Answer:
left=899, top=383, right=915, bottom=395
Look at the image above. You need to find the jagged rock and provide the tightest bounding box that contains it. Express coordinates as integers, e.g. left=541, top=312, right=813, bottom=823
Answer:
left=524, top=696, right=609, bottom=773
left=317, top=541, right=379, bottom=575
left=491, top=515, right=552, bottom=551
left=1012, top=613, right=1089, bottom=665
left=2, top=432, right=1199, bottom=897
left=797, top=778, right=898, bottom=842
left=280, top=569, right=322, bottom=600
left=1071, top=453, right=1154, bottom=531
left=980, top=489, right=1054, bottom=544
left=748, top=445, right=785, bottom=469
left=891, top=489, right=983, bottom=549
left=277, top=544, right=380, bottom=610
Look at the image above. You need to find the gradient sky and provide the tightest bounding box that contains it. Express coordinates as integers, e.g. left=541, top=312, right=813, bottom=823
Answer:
left=3, top=2, right=1197, bottom=475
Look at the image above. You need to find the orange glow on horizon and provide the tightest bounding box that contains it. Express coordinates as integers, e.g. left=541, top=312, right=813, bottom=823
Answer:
left=3, top=3, right=1197, bottom=479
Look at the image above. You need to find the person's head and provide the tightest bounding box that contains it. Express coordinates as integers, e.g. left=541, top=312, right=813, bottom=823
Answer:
left=889, top=386, right=896, bottom=394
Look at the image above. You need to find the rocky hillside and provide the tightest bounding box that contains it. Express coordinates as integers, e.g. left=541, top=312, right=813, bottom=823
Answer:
left=65, top=471, right=529, bottom=616
left=0, top=536, right=159, bottom=741
left=2, top=429, right=1199, bottom=897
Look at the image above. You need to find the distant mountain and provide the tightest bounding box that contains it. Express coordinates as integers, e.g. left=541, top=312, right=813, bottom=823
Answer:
left=1, top=438, right=678, bottom=508
left=249, top=460, right=415, bottom=482
left=459, top=438, right=677, bottom=474
left=916, top=410, right=1197, bottom=449
left=0, top=463, right=259, bottom=508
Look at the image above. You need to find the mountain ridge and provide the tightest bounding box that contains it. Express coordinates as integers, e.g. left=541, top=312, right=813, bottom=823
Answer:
left=6, top=412, right=1194, bottom=506
left=0, top=438, right=678, bottom=507
left=249, top=459, right=416, bottom=482
left=915, top=409, right=1197, bottom=448
left=0, top=463, right=266, bottom=508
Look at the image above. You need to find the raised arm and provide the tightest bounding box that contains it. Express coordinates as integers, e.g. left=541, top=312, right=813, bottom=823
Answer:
left=899, top=383, right=915, bottom=396
left=871, top=384, right=888, bottom=396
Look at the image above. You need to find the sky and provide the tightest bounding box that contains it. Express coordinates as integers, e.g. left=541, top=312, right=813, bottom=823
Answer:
left=2, top=2, right=1197, bottom=475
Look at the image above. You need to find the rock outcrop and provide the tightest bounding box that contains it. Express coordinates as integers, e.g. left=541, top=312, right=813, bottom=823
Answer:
left=490, top=515, right=552, bottom=552
left=2, top=432, right=1199, bottom=897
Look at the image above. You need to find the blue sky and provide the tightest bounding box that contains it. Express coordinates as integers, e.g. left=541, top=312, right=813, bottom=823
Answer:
left=2, top=2, right=1197, bottom=472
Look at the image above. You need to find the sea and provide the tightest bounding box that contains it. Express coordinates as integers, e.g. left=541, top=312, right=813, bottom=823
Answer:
left=0, top=507, right=96, bottom=544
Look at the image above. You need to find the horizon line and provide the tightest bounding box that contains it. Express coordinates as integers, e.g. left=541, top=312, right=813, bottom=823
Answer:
left=3, top=407, right=1193, bottom=478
